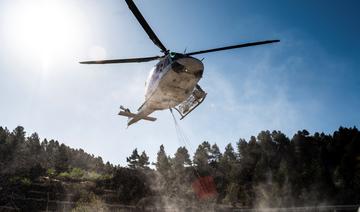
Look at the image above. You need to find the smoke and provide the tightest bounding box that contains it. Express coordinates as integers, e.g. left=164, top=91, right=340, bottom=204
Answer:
left=254, top=173, right=295, bottom=209
left=72, top=192, right=108, bottom=212
left=137, top=169, right=219, bottom=212
left=253, top=170, right=333, bottom=210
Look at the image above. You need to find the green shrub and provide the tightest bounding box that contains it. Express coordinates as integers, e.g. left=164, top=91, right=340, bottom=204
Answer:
left=47, top=168, right=56, bottom=177
left=58, top=171, right=70, bottom=179
left=20, top=177, right=32, bottom=186
left=85, top=171, right=101, bottom=181
left=69, top=168, right=85, bottom=179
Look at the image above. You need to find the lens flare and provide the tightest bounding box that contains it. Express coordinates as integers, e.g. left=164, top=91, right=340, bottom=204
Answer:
left=3, top=0, right=85, bottom=72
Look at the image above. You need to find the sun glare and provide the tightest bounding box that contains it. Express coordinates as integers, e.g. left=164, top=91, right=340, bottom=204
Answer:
left=3, top=0, right=84, bottom=71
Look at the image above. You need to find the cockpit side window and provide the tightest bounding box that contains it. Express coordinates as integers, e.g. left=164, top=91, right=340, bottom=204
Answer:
left=155, top=62, right=162, bottom=73
left=156, top=58, right=170, bottom=73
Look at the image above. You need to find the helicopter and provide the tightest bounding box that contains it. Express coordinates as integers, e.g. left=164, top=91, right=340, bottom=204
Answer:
left=80, top=0, right=280, bottom=127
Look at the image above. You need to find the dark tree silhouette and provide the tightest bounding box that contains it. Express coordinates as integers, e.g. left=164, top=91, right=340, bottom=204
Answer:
left=154, top=144, right=170, bottom=176
left=0, top=125, right=359, bottom=208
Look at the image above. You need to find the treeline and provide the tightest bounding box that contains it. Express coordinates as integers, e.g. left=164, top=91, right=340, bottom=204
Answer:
left=0, top=126, right=112, bottom=179
left=125, top=127, right=360, bottom=207
left=0, top=126, right=359, bottom=208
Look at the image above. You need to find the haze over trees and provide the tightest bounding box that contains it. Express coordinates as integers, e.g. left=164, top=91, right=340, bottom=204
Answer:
left=0, top=125, right=359, bottom=209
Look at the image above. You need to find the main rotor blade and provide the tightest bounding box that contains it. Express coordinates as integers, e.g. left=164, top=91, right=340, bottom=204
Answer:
left=125, top=0, right=167, bottom=52
left=186, top=40, right=280, bottom=56
left=79, top=56, right=161, bottom=64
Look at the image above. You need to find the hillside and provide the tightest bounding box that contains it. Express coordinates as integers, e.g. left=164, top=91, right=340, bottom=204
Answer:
left=0, top=126, right=359, bottom=211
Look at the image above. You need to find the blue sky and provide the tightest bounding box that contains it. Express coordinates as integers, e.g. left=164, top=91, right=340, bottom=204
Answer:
left=0, top=0, right=359, bottom=166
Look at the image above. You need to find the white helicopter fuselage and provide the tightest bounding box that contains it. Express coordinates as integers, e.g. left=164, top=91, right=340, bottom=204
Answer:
left=144, top=55, right=204, bottom=109
left=126, top=54, right=204, bottom=125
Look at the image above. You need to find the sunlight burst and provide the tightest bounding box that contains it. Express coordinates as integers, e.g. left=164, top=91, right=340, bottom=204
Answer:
left=3, top=0, right=84, bottom=71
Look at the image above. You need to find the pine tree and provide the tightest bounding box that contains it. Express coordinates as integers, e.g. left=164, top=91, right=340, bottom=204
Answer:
left=155, top=145, right=170, bottom=175
left=209, top=143, right=222, bottom=168
left=126, top=148, right=140, bottom=169
left=173, top=146, right=191, bottom=170
left=193, top=141, right=211, bottom=174
left=222, top=143, right=237, bottom=162
left=55, top=143, right=69, bottom=173
left=139, top=151, right=150, bottom=168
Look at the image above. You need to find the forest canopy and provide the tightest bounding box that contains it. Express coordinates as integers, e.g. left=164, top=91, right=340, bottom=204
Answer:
left=0, top=126, right=359, bottom=209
